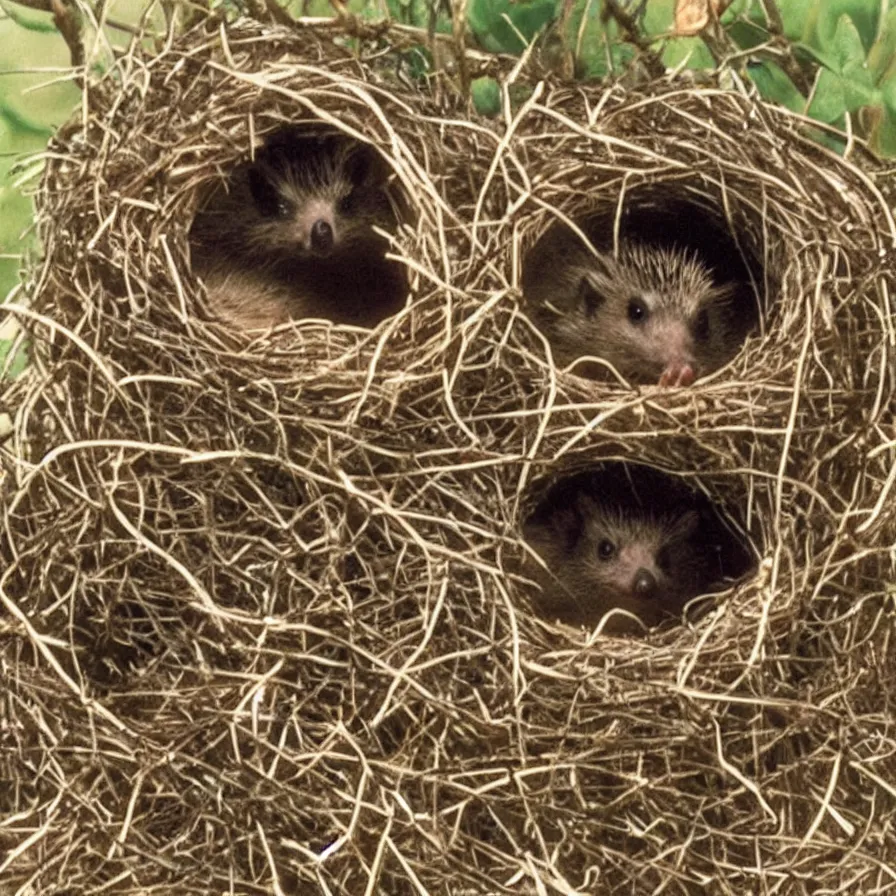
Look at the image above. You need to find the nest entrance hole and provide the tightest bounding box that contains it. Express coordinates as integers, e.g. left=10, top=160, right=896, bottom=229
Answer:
left=577, top=187, right=768, bottom=330
left=188, top=122, right=414, bottom=331
left=521, top=462, right=757, bottom=634
left=519, top=183, right=771, bottom=385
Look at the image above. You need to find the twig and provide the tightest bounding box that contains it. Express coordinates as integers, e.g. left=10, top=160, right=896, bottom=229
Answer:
left=6, top=0, right=86, bottom=85
left=239, top=0, right=293, bottom=28
left=755, top=0, right=812, bottom=95
left=601, top=0, right=665, bottom=79
left=264, top=0, right=294, bottom=27
left=758, top=0, right=783, bottom=34
left=49, top=0, right=86, bottom=82
left=449, top=0, right=470, bottom=100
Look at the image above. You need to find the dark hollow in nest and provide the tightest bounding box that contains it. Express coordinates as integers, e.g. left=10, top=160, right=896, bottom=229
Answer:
left=522, top=462, right=755, bottom=633
left=1, top=16, right=895, bottom=896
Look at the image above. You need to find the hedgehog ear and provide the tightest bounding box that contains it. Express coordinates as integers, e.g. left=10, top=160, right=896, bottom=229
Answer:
left=247, top=164, right=281, bottom=218
left=552, top=498, right=591, bottom=553
left=668, top=510, right=701, bottom=543
left=524, top=505, right=581, bottom=564
left=344, top=144, right=385, bottom=187
left=524, top=490, right=586, bottom=554
left=577, top=276, right=603, bottom=316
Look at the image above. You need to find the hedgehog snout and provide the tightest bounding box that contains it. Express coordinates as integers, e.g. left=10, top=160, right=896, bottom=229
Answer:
left=632, top=568, right=658, bottom=597
left=310, top=219, right=334, bottom=253
left=294, top=199, right=338, bottom=255
left=648, top=317, right=699, bottom=386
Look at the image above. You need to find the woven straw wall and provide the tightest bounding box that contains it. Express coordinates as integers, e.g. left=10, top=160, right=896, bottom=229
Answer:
left=1, top=17, right=895, bottom=895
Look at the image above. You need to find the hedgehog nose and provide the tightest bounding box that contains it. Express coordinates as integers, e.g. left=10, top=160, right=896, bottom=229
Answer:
left=632, top=568, right=657, bottom=597
left=310, top=220, right=334, bottom=253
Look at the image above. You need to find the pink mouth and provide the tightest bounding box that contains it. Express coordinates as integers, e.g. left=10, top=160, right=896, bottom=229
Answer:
left=659, top=363, right=696, bottom=387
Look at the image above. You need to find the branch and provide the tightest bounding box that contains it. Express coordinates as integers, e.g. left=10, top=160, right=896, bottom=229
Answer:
left=601, top=0, right=666, bottom=80
left=5, top=0, right=85, bottom=85
left=756, top=0, right=812, bottom=96
left=50, top=0, right=86, bottom=76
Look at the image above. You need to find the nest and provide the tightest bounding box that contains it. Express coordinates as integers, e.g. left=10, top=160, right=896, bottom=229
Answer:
left=2, top=15, right=896, bottom=895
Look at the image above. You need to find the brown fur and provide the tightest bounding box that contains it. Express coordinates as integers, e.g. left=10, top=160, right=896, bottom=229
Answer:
left=196, top=268, right=295, bottom=330
left=199, top=255, right=408, bottom=331
left=524, top=232, right=754, bottom=385
left=523, top=472, right=721, bottom=632
left=190, top=128, right=407, bottom=330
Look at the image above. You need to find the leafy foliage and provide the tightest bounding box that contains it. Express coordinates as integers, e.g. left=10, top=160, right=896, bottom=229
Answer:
left=467, top=0, right=555, bottom=54
left=452, top=0, right=896, bottom=154
left=735, top=0, right=896, bottom=155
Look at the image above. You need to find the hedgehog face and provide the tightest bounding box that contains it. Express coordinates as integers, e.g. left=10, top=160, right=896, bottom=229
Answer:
left=538, top=241, right=745, bottom=386
left=525, top=490, right=713, bottom=632
left=246, top=133, right=396, bottom=259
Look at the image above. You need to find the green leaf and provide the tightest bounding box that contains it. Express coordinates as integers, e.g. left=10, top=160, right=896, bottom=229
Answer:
left=803, top=13, right=873, bottom=78
left=641, top=0, right=675, bottom=33
left=385, top=0, right=451, bottom=29
left=661, top=37, right=715, bottom=71
left=882, top=66, right=896, bottom=115
left=0, top=0, right=58, bottom=33
left=874, top=109, right=896, bottom=158
left=396, top=46, right=433, bottom=83
left=0, top=338, right=29, bottom=383
left=815, top=0, right=881, bottom=54
left=754, top=0, right=822, bottom=44
left=572, top=5, right=639, bottom=78
left=0, top=102, right=54, bottom=140
left=746, top=60, right=806, bottom=113
left=841, top=77, right=881, bottom=112
left=808, top=68, right=881, bottom=124
left=828, top=13, right=873, bottom=79
left=562, top=0, right=613, bottom=79
left=792, top=38, right=842, bottom=72
left=726, top=19, right=771, bottom=53
left=867, top=7, right=896, bottom=85
left=807, top=67, right=848, bottom=123
left=471, top=77, right=501, bottom=117
left=870, top=106, right=896, bottom=157
left=468, top=0, right=556, bottom=54
left=804, top=12, right=887, bottom=130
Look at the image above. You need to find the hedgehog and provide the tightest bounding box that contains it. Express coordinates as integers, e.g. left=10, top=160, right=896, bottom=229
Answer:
left=189, top=127, right=407, bottom=329
left=523, top=234, right=755, bottom=386
left=522, top=469, right=727, bottom=632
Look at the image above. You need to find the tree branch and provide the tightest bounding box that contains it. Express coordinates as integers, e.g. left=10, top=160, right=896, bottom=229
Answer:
left=602, top=0, right=666, bottom=80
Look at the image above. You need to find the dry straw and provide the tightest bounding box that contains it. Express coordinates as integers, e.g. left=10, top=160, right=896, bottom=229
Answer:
left=2, top=13, right=895, bottom=895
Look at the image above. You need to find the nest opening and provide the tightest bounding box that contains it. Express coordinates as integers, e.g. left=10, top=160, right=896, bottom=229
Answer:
left=579, top=187, right=766, bottom=321
left=518, top=178, right=771, bottom=388
left=519, top=461, right=757, bottom=634
left=188, top=121, right=417, bottom=332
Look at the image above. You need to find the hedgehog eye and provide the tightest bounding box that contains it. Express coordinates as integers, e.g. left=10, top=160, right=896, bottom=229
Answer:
left=337, top=190, right=357, bottom=215
left=275, top=197, right=293, bottom=219
left=578, top=279, right=602, bottom=316
left=694, top=307, right=711, bottom=341
left=627, top=298, right=648, bottom=324
left=597, top=539, right=616, bottom=561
